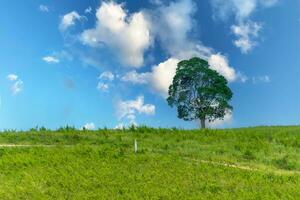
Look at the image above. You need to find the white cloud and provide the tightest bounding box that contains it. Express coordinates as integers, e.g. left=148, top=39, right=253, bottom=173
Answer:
left=149, top=54, right=237, bottom=97
left=117, top=96, right=155, bottom=124
left=231, top=21, right=262, bottom=53
left=39, top=5, right=49, bottom=12
left=141, top=0, right=237, bottom=97
left=211, top=0, right=277, bottom=21
left=149, top=0, right=194, bottom=56
left=85, top=6, right=92, bottom=14
left=60, top=11, right=83, bottom=31
left=211, top=0, right=277, bottom=53
left=148, top=0, right=212, bottom=60
left=125, top=54, right=237, bottom=98
left=42, top=56, right=60, bottom=64
left=99, top=71, right=114, bottom=81
left=121, top=70, right=150, bottom=84
left=97, top=71, right=115, bottom=92
left=7, top=74, right=18, bottom=81
left=97, top=82, right=109, bottom=92
left=207, top=112, right=233, bottom=128
left=208, top=54, right=237, bottom=81
left=7, top=74, right=23, bottom=95
left=80, top=2, right=151, bottom=67
left=150, top=58, right=179, bottom=97
left=81, top=122, right=96, bottom=130
left=11, top=80, right=23, bottom=95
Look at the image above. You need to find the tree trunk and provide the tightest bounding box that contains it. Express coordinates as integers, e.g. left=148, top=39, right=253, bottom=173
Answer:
left=200, top=118, right=205, bottom=129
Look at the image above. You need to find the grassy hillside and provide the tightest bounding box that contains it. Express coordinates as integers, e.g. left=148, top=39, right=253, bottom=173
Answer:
left=0, top=126, right=299, bottom=199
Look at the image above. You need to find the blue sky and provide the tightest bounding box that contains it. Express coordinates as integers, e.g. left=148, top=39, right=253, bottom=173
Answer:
left=0, top=0, right=300, bottom=130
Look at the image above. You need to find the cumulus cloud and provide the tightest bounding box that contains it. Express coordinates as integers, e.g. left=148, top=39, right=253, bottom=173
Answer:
left=81, top=122, right=96, bottom=130
left=80, top=2, right=151, bottom=67
left=207, top=112, right=233, bottom=128
left=122, top=55, right=238, bottom=98
left=150, top=58, right=179, bottom=97
left=60, top=11, right=83, bottom=31
left=148, top=54, right=237, bottom=97
left=117, top=96, right=155, bottom=124
left=149, top=0, right=195, bottom=56
left=42, top=56, right=60, bottom=64
left=7, top=74, right=23, bottom=95
left=211, top=0, right=277, bottom=53
left=208, top=54, right=237, bottom=81
left=139, top=0, right=237, bottom=96
left=39, top=5, right=49, bottom=12
left=78, top=0, right=238, bottom=83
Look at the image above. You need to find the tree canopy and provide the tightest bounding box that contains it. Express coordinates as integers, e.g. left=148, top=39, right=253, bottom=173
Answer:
left=167, top=57, right=233, bottom=129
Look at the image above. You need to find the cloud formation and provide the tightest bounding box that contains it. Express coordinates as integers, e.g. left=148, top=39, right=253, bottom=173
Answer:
left=7, top=74, right=18, bottom=81
left=7, top=74, right=23, bottom=95
left=211, top=0, right=277, bottom=53
left=150, top=58, right=179, bottom=97
left=207, top=112, right=233, bottom=128
left=97, top=82, right=109, bottom=92
left=81, top=2, right=151, bottom=67
left=110, top=0, right=238, bottom=98
left=60, top=11, right=83, bottom=31
left=42, top=56, right=60, bottom=64
left=208, top=54, right=237, bottom=82
left=148, top=54, right=237, bottom=97
left=97, top=71, right=115, bottom=92
left=85, top=6, right=92, bottom=14
left=117, top=96, right=155, bottom=125
left=231, top=21, right=262, bottom=53
left=121, top=71, right=150, bottom=84
left=99, top=71, right=114, bottom=81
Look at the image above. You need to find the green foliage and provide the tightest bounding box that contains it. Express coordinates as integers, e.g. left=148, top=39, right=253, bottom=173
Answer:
left=167, top=57, right=233, bottom=128
left=274, top=155, right=297, bottom=170
left=0, top=126, right=299, bottom=199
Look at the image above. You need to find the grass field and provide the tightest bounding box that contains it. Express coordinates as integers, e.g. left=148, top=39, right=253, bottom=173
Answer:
left=0, top=126, right=299, bottom=199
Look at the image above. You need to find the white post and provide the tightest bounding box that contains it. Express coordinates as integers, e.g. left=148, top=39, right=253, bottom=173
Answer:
left=134, top=139, right=138, bottom=153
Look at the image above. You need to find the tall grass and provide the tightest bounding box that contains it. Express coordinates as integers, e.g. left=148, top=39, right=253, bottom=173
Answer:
left=0, top=126, right=299, bottom=199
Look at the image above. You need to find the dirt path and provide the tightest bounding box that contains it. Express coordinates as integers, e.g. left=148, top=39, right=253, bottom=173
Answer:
left=183, top=157, right=300, bottom=175
left=184, top=157, right=257, bottom=171
left=0, top=143, right=299, bottom=175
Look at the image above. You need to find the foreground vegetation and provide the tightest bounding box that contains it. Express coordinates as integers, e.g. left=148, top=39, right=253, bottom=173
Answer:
left=0, top=126, right=299, bottom=199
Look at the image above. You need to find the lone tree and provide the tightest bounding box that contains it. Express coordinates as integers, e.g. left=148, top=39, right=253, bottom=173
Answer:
left=167, top=57, right=233, bottom=129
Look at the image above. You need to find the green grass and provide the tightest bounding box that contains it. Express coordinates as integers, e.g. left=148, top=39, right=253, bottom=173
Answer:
left=0, top=126, right=299, bottom=199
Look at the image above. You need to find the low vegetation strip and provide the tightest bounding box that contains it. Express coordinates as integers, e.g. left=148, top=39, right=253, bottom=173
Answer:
left=0, top=126, right=299, bottom=199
